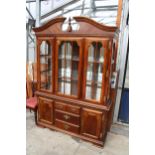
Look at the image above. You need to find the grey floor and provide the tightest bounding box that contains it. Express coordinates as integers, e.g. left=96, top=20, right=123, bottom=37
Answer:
left=26, top=111, right=129, bottom=155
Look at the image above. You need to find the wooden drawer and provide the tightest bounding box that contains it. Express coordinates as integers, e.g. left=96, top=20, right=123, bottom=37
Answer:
left=55, top=102, right=80, bottom=115
left=55, top=110, right=80, bottom=125
left=55, top=120, right=79, bottom=134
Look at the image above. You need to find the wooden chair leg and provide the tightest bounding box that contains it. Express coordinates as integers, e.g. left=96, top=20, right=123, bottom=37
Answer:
left=34, top=109, right=38, bottom=125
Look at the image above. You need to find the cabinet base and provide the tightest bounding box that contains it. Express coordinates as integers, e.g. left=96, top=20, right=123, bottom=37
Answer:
left=37, top=121, right=106, bottom=147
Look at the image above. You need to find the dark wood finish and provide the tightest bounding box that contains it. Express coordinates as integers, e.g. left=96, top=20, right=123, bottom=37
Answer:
left=33, top=16, right=117, bottom=38
left=55, top=119, right=79, bottom=134
left=36, top=91, right=111, bottom=111
left=81, top=108, right=102, bottom=139
left=37, top=120, right=104, bottom=146
left=55, top=101, right=80, bottom=114
left=33, top=16, right=119, bottom=147
left=38, top=97, right=53, bottom=124
left=55, top=109, right=80, bottom=125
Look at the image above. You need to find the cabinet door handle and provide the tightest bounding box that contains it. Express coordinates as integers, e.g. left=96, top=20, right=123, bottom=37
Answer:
left=63, top=114, right=70, bottom=120
left=64, top=124, right=69, bottom=130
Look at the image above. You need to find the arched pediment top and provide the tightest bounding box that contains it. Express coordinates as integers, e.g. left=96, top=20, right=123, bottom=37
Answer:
left=33, top=17, right=66, bottom=32
left=74, top=16, right=118, bottom=32
left=33, top=16, right=119, bottom=37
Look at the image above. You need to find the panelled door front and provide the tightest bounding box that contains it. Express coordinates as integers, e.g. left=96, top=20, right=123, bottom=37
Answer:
left=81, top=108, right=102, bottom=139
left=38, top=97, right=53, bottom=124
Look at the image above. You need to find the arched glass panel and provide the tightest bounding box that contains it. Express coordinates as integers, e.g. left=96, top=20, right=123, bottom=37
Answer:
left=58, top=41, right=79, bottom=96
left=40, top=41, right=52, bottom=91
left=85, top=42, right=104, bottom=101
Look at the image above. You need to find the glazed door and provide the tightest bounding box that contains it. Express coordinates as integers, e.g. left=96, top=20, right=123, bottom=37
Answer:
left=37, top=38, right=54, bottom=93
left=81, top=108, right=102, bottom=139
left=83, top=38, right=111, bottom=104
left=55, top=38, right=83, bottom=98
left=38, top=97, right=53, bottom=124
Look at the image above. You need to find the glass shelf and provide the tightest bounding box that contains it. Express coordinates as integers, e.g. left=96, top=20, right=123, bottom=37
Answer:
left=41, top=83, right=52, bottom=90
left=86, top=85, right=101, bottom=101
left=87, top=60, right=104, bottom=64
left=58, top=69, right=78, bottom=79
left=58, top=80, right=78, bottom=96
left=40, top=69, right=51, bottom=73
left=40, top=54, right=51, bottom=56
left=58, top=56, right=79, bottom=61
left=86, top=80, right=102, bottom=87
left=40, top=55, right=52, bottom=59
left=58, top=76, right=78, bottom=81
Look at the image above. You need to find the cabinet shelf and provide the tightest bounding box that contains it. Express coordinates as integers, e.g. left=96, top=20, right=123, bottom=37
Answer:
left=40, top=69, right=51, bottom=73
left=58, top=57, right=79, bottom=61
left=40, top=54, right=52, bottom=58
left=86, top=80, right=102, bottom=85
left=58, top=76, right=78, bottom=82
left=40, top=83, right=51, bottom=89
left=87, top=60, right=104, bottom=64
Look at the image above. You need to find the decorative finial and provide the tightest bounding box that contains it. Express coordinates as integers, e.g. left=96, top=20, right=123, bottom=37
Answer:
left=67, top=17, right=72, bottom=32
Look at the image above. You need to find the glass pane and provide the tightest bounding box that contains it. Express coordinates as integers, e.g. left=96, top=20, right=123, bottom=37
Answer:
left=72, top=42, right=79, bottom=60
left=65, top=60, right=71, bottom=78
left=88, top=42, right=104, bottom=63
left=72, top=61, right=78, bottom=80
left=58, top=59, right=65, bottom=77
left=71, top=81, right=78, bottom=95
left=88, top=43, right=95, bottom=62
left=40, top=41, right=52, bottom=91
left=58, top=41, right=79, bottom=96
left=86, top=84, right=102, bottom=100
left=86, top=63, right=103, bottom=82
left=86, top=63, right=94, bottom=81
left=96, top=63, right=103, bottom=83
left=95, top=42, right=104, bottom=62
left=40, top=41, right=51, bottom=55
left=58, top=79, right=64, bottom=93
left=58, top=42, right=65, bottom=59
left=66, top=42, right=72, bottom=59
left=85, top=42, right=104, bottom=101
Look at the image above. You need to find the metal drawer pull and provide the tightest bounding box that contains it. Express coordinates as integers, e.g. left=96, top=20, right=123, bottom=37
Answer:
left=64, top=124, right=69, bottom=130
left=63, top=114, right=70, bottom=120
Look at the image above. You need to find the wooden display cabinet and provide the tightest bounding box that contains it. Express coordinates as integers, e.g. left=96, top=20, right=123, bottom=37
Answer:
left=33, top=16, right=118, bottom=147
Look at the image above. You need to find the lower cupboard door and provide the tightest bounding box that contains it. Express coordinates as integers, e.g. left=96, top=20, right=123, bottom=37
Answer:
left=81, top=108, right=102, bottom=139
left=38, top=97, right=53, bottom=125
